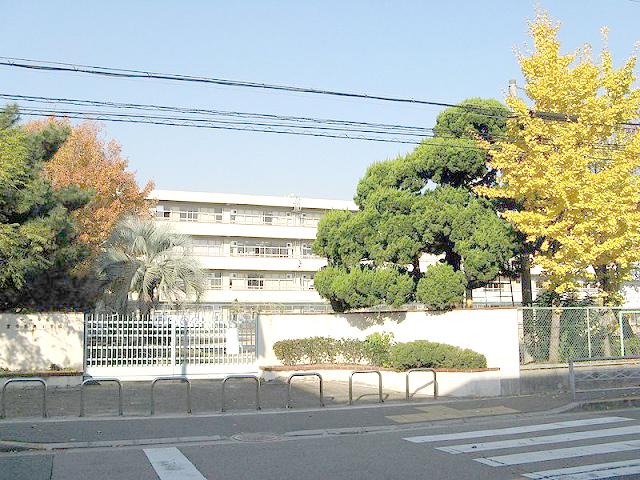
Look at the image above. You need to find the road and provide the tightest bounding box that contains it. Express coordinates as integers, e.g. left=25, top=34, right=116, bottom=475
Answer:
left=3, top=402, right=640, bottom=479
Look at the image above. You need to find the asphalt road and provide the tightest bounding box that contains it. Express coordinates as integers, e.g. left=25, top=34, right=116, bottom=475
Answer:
left=4, top=407, right=640, bottom=479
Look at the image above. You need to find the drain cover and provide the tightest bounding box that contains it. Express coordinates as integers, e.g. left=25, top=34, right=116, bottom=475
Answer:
left=231, top=432, right=282, bottom=443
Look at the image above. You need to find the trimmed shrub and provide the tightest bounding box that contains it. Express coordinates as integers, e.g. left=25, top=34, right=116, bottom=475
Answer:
left=388, top=340, right=486, bottom=370
left=364, top=332, right=395, bottom=367
left=273, top=335, right=486, bottom=370
left=416, top=263, right=466, bottom=311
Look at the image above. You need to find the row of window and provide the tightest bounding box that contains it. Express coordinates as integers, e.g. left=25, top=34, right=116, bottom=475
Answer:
left=207, top=272, right=315, bottom=291
left=156, top=205, right=323, bottom=227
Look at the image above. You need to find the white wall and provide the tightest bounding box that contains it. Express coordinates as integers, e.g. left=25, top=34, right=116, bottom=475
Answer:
left=0, top=313, right=84, bottom=371
left=258, top=308, right=521, bottom=391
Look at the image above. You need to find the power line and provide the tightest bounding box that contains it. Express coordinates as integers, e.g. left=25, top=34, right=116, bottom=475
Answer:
left=7, top=94, right=632, bottom=153
left=0, top=93, right=435, bottom=135
left=2, top=57, right=638, bottom=131
left=0, top=56, right=513, bottom=119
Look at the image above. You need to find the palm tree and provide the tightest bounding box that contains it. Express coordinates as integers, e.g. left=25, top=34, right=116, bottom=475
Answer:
left=96, top=216, right=205, bottom=312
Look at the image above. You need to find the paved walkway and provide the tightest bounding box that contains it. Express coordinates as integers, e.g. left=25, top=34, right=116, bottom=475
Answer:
left=0, top=377, right=574, bottom=419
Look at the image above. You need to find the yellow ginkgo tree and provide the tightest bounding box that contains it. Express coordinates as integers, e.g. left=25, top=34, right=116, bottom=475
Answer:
left=478, top=11, right=640, bottom=306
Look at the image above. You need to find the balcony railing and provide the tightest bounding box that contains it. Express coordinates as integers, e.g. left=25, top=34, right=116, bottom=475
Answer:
left=230, top=213, right=295, bottom=226
left=231, top=245, right=293, bottom=258
left=229, top=278, right=301, bottom=291
left=156, top=209, right=322, bottom=227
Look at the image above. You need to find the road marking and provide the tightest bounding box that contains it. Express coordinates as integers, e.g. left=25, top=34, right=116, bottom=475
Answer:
left=388, top=405, right=519, bottom=423
left=437, top=424, right=640, bottom=454
left=475, top=439, right=640, bottom=467
left=524, top=458, right=640, bottom=479
left=144, top=447, right=207, bottom=480
left=402, top=416, right=631, bottom=443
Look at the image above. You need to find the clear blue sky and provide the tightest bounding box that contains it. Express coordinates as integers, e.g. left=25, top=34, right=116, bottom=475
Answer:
left=2, top=1, right=639, bottom=200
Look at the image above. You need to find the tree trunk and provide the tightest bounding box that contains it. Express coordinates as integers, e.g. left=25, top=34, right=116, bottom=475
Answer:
left=465, top=286, right=473, bottom=308
left=595, top=265, right=614, bottom=356
left=520, top=253, right=533, bottom=306
left=548, top=307, right=562, bottom=363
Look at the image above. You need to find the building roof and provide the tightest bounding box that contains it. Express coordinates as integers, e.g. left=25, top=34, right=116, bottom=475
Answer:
left=150, top=189, right=358, bottom=211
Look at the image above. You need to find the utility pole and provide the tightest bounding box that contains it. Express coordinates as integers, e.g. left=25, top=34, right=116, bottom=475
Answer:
left=508, top=78, right=534, bottom=306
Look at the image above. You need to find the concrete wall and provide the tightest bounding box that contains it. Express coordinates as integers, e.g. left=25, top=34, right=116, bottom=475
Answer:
left=257, top=308, right=521, bottom=395
left=0, top=313, right=84, bottom=371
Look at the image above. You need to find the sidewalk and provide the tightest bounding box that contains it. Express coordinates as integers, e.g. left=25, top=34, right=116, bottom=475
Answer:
left=0, top=377, right=573, bottom=419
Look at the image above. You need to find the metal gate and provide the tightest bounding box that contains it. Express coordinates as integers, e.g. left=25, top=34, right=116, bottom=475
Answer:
left=84, top=307, right=258, bottom=379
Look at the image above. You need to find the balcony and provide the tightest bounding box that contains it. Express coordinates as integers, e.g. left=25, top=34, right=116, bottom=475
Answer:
left=231, top=245, right=292, bottom=258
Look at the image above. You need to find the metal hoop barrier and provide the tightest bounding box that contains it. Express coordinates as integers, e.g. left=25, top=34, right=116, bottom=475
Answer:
left=150, top=376, right=192, bottom=415
left=405, top=368, right=438, bottom=400
left=349, top=370, right=383, bottom=405
left=1, top=377, right=47, bottom=419
left=221, top=375, right=261, bottom=412
left=286, top=372, right=324, bottom=408
left=80, top=378, right=123, bottom=417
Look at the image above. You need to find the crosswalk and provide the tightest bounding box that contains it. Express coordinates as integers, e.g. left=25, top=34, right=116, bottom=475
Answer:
left=403, top=416, right=640, bottom=480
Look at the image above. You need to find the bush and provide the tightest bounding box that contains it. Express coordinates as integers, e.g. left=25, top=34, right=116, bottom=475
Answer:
left=273, top=337, right=366, bottom=365
left=364, top=332, right=395, bottom=367
left=273, top=335, right=486, bottom=370
left=416, top=263, right=466, bottom=311
left=388, top=340, right=486, bottom=370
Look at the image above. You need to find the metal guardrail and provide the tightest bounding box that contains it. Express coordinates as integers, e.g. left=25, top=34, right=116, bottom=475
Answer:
left=405, top=368, right=438, bottom=400
left=349, top=370, right=383, bottom=405
left=286, top=372, right=324, bottom=408
left=1, top=378, right=47, bottom=418
left=150, top=376, right=192, bottom=415
left=221, top=375, right=261, bottom=412
left=80, top=378, right=123, bottom=417
left=569, top=355, right=640, bottom=400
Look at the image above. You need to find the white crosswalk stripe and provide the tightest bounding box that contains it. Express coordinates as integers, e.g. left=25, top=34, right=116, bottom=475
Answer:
left=437, top=424, right=640, bottom=454
left=402, top=416, right=631, bottom=443
left=403, top=415, right=640, bottom=479
left=524, top=459, right=640, bottom=480
left=144, top=447, right=208, bottom=480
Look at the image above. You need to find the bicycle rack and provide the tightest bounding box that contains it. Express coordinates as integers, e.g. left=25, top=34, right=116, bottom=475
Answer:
left=80, top=378, right=123, bottom=417
left=286, top=372, right=324, bottom=408
left=349, top=370, right=383, bottom=405
left=221, top=375, right=261, bottom=412
left=1, top=377, right=47, bottom=419
left=405, top=368, right=438, bottom=400
left=150, top=376, right=192, bottom=415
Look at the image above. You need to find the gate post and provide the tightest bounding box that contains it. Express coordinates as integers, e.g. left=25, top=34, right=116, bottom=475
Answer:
left=170, top=315, right=176, bottom=370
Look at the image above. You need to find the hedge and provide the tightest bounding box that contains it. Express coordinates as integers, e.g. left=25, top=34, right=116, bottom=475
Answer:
left=273, top=335, right=486, bottom=370
left=387, top=340, right=487, bottom=370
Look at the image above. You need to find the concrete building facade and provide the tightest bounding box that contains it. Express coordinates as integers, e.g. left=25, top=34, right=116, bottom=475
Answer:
left=150, top=190, right=357, bottom=313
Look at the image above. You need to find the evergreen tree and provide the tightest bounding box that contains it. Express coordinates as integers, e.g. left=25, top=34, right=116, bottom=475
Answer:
left=314, top=99, right=518, bottom=311
left=0, top=105, right=94, bottom=311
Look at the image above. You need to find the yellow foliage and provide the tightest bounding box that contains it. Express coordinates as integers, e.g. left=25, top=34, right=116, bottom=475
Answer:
left=477, top=11, right=640, bottom=303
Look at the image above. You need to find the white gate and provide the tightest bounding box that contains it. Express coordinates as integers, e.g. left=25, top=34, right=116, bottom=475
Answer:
left=84, top=307, right=258, bottom=379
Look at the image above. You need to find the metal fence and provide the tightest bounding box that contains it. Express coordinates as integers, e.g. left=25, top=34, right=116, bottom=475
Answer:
left=518, top=307, right=640, bottom=365
left=85, top=307, right=257, bottom=378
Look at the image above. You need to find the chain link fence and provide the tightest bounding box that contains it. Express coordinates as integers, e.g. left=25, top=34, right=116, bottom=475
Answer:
left=519, top=307, right=640, bottom=365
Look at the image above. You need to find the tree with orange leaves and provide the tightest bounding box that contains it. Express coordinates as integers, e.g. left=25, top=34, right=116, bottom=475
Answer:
left=43, top=121, right=154, bottom=250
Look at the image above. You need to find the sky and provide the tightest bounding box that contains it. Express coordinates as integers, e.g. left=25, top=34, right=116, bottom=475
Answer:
left=2, top=1, right=639, bottom=200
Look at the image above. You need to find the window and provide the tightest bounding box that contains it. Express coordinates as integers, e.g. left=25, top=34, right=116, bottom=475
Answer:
left=156, top=205, right=171, bottom=220
left=209, top=272, right=222, bottom=290
left=302, top=273, right=315, bottom=290
left=302, top=243, right=313, bottom=257
left=179, top=208, right=198, bottom=222
left=192, top=239, right=222, bottom=256
left=247, top=274, right=264, bottom=290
